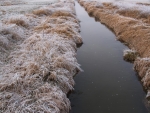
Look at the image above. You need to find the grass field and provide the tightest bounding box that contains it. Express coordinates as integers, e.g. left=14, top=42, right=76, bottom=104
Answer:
left=0, top=0, right=83, bottom=112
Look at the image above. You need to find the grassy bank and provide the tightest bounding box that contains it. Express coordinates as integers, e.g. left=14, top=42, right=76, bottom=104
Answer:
left=0, top=0, right=82, bottom=112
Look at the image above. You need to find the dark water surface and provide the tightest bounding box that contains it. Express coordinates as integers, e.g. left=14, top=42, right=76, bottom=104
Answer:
left=69, top=1, right=150, bottom=113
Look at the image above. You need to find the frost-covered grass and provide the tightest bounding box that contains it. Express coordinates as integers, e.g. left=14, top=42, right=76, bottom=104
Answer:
left=113, top=2, right=150, bottom=16
left=80, top=0, right=150, bottom=24
left=0, top=0, right=82, bottom=112
left=0, top=0, right=59, bottom=20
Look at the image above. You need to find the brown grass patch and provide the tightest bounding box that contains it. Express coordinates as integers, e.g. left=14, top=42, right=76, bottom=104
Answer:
left=7, top=18, right=28, bottom=27
left=0, top=1, right=83, bottom=112
left=33, top=8, right=52, bottom=16
left=51, top=10, right=75, bottom=18
left=34, top=23, right=52, bottom=32
left=50, top=25, right=70, bottom=36
left=134, top=58, right=150, bottom=88
left=117, top=9, right=141, bottom=19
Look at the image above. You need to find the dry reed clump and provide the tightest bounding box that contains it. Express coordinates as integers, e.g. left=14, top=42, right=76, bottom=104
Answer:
left=32, top=7, right=53, bottom=16
left=46, top=25, right=82, bottom=45
left=8, top=19, right=27, bottom=27
left=6, top=15, right=29, bottom=27
left=102, top=2, right=119, bottom=11
left=34, top=15, right=81, bottom=45
left=34, top=23, right=53, bottom=32
left=117, top=9, right=140, bottom=19
left=123, top=49, right=139, bottom=62
left=86, top=5, right=97, bottom=16
left=51, top=10, right=75, bottom=19
left=34, top=17, right=79, bottom=32
left=116, top=9, right=150, bottom=24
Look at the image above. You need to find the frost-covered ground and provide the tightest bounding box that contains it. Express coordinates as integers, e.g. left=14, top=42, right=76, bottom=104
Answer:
left=78, top=0, right=150, bottom=104
left=0, top=0, right=59, bottom=19
left=0, top=0, right=82, bottom=112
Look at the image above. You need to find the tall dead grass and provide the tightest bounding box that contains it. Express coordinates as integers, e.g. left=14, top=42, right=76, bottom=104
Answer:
left=33, top=8, right=53, bottom=16
left=7, top=19, right=27, bottom=27
left=0, top=0, right=82, bottom=112
left=51, top=10, right=75, bottom=18
left=102, top=2, right=150, bottom=24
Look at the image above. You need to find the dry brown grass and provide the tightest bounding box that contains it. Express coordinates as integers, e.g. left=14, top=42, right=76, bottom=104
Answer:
left=34, top=23, right=52, bottom=32
left=117, top=10, right=139, bottom=18
left=46, top=25, right=82, bottom=45
left=134, top=58, right=150, bottom=87
left=7, top=18, right=28, bottom=27
left=33, top=8, right=52, bottom=16
left=0, top=1, right=82, bottom=112
left=51, top=10, right=75, bottom=18
left=34, top=14, right=81, bottom=44
left=86, top=6, right=97, bottom=16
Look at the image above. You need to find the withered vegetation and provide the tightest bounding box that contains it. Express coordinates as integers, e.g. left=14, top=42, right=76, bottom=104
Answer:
left=0, top=0, right=82, bottom=112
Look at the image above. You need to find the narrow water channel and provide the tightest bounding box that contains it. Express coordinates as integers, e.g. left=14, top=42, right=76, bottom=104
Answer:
left=69, top=1, right=149, bottom=113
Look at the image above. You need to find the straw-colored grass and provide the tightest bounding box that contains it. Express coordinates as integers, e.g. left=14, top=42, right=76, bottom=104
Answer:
left=51, top=10, right=75, bottom=18
left=78, top=0, right=150, bottom=101
left=116, top=9, right=150, bottom=24
left=7, top=18, right=28, bottom=27
left=33, top=8, right=52, bottom=16
left=134, top=58, right=150, bottom=87
left=0, top=0, right=82, bottom=112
